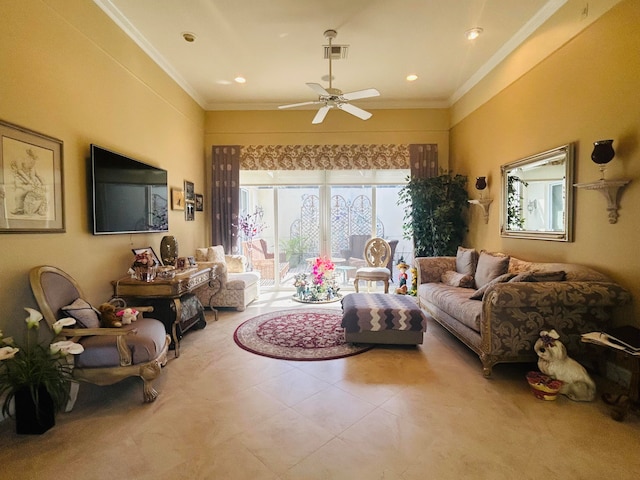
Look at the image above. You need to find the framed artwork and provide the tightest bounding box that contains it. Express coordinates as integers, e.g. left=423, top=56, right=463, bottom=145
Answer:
left=0, top=120, right=65, bottom=233
left=195, top=193, right=203, bottom=212
left=171, top=188, right=185, bottom=210
left=131, top=246, right=162, bottom=266
left=184, top=180, right=195, bottom=202
left=185, top=200, right=195, bottom=221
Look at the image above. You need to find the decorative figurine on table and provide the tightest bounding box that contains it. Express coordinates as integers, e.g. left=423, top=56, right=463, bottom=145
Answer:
left=409, top=267, right=418, bottom=296
left=395, top=259, right=409, bottom=295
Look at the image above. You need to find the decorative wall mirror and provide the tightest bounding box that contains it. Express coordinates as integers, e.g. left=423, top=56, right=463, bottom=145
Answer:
left=500, top=144, right=574, bottom=242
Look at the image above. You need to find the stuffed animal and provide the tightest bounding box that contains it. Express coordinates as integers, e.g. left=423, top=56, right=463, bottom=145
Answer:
left=98, top=303, right=122, bottom=328
left=535, top=329, right=596, bottom=402
left=116, top=307, right=138, bottom=325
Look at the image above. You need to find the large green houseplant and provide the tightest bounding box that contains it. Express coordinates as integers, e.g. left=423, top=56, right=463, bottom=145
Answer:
left=0, top=308, right=84, bottom=434
left=398, top=171, right=468, bottom=257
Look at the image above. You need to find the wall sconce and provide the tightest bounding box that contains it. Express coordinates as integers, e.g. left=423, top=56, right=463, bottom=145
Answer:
left=468, top=176, right=492, bottom=224
left=574, top=139, right=631, bottom=224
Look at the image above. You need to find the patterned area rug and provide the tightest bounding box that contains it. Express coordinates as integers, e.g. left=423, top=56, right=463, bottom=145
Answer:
left=233, top=308, right=374, bottom=361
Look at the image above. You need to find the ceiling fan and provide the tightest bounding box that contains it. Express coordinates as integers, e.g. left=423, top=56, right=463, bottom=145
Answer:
left=278, top=29, right=380, bottom=124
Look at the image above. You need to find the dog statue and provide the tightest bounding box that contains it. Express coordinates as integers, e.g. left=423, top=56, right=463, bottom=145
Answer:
left=534, top=329, right=596, bottom=402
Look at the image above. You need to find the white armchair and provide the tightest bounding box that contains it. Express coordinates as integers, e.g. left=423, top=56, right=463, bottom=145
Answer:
left=194, top=246, right=260, bottom=311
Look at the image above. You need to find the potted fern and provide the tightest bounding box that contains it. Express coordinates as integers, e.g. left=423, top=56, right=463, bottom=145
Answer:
left=0, top=308, right=83, bottom=434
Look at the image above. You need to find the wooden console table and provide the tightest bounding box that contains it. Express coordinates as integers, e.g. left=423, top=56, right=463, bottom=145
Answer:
left=112, top=266, right=214, bottom=357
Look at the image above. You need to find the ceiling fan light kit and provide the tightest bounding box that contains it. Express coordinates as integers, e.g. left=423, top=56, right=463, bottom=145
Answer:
left=279, top=29, right=379, bottom=124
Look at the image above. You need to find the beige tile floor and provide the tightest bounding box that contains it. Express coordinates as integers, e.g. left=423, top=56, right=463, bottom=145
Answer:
left=1, top=290, right=639, bottom=479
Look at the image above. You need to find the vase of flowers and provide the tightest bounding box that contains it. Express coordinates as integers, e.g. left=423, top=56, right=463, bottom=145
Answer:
left=0, top=308, right=84, bottom=434
left=235, top=207, right=266, bottom=271
left=132, top=251, right=158, bottom=281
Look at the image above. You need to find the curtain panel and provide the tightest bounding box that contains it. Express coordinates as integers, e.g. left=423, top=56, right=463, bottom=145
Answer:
left=211, top=146, right=240, bottom=252
left=410, top=144, right=439, bottom=178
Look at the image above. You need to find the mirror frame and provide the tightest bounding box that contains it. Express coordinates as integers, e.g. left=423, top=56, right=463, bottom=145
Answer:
left=500, top=143, right=574, bottom=242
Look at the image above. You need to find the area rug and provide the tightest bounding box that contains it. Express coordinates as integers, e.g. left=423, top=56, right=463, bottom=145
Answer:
left=233, top=308, right=374, bottom=361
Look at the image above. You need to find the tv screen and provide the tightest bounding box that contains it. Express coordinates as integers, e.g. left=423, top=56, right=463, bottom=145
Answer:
left=90, top=144, right=168, bottom=235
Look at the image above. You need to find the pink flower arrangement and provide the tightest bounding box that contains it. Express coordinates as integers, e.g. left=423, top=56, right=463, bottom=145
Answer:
left=312, top=256, right=335, bottom=286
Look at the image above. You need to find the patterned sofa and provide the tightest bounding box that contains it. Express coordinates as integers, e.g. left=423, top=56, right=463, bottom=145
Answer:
left=415, top=248, right=631, bottom=376
left=194, top=246, right=260, bottom=311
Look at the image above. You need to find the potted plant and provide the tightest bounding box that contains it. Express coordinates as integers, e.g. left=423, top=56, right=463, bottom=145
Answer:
left=398, top=171, right=468, bottom=257
left=0, top=308, right=84, bottom=434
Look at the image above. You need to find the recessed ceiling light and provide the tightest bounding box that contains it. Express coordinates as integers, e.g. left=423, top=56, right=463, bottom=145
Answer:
left=406, top=74, right=418, bottom=82
left=234, top=76, right=246, bottom=84
left=182, top=32, right=196, bottom=43
left=465, top=27, right=483, bottom=40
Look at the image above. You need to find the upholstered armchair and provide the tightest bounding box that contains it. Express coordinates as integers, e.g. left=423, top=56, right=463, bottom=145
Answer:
left=29, top=266, right=171, bottom=410
left=194, top=246, right=260, bottom=311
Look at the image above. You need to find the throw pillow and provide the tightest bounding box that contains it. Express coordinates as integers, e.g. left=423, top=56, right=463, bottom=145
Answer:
left=207, top=246, right=226, bottom=263
left=470, top=273, right=516, bottom=300
left=441, top=270, right=475, bottom=288
left=474, top=251, right=510, bottom=289
left=226, top=255, right=246, bottom=273
left=510, top=271, right=566, bottom=283
left=195, top=248, right=209, bottom=262
left=62, top=298, right=100, bottom=329
left=456, top=247, right=478, bottom=276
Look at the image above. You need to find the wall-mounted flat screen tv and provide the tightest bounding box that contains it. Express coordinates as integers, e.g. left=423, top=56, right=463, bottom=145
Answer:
left=90, top=144, right=168, bottom=235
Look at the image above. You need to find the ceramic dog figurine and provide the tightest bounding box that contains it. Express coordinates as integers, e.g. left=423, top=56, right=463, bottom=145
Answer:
left=534, top=329, right=596, bottom=402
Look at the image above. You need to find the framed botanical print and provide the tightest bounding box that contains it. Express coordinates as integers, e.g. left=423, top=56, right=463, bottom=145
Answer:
left=0, top=120, right=65, bottom=233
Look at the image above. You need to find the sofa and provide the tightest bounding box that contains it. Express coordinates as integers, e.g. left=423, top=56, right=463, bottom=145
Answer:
left=415, top=247, right=631, bottom=376
left=194, top=246, right=260, bottom=311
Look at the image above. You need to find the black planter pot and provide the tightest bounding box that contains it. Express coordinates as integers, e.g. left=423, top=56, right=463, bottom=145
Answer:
left=15, top=385, right=55, bottom=435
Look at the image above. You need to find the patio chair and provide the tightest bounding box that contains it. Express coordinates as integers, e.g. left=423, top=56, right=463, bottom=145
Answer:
left=29, top=265, right=171, bottom=410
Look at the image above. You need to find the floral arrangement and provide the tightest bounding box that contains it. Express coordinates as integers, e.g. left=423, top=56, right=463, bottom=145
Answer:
left=311, top=256, right=335, bottom=286
left=235, top=207, right=267, bottom=241
left=0, top=308, right=84, bottom=419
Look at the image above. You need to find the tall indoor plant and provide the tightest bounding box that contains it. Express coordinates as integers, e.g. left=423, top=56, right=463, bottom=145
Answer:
left=0, top=308, right=83, bottom=434
left=398, top=171, right=468, bottom=257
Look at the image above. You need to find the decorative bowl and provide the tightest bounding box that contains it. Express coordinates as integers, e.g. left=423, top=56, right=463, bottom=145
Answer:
left=526, top=371, right=563, bottom=400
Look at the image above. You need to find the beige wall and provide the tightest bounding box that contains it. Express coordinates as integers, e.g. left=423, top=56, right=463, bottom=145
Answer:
left=0, top=0, right=206, bottom=336
left=450, top=0, right=639, bottom=322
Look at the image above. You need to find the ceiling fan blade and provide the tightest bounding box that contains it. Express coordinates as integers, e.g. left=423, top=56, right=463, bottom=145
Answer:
left=341, top=88, right=380, bottom=101
left=278, top=101, right=321, bottom=109
left=306, top=83, right=330, bottom=96
left=338, top=102, right=372, bottom=121
left=312, top=105, right=331, bottom=124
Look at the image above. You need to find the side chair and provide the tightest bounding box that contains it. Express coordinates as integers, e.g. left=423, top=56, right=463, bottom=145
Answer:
left=29, top=265, right=171, bottom=410
left=353, top=237, right=392, bottom=293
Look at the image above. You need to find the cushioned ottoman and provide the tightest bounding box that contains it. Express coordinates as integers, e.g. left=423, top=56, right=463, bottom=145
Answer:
left=341, top=293, right=427, bottom=345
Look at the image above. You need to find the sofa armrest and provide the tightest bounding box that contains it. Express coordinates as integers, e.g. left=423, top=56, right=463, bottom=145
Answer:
left=414, top=256, right=456, bottom=284
left=480, top=281, right=632, bottom=357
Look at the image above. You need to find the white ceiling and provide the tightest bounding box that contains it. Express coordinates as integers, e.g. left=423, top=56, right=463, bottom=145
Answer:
left=95, top=0, right=581, bottom=111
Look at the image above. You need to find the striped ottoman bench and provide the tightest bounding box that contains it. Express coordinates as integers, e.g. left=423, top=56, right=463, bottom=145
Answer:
left=341, top=293, right=427, bottom=345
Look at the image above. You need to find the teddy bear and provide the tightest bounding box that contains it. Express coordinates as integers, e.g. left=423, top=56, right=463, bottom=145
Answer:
left=98, top=302, right=122, bottom=328
left=534, top=329, right=596, bottom=402
left=117, top=307, right=138, bottom=325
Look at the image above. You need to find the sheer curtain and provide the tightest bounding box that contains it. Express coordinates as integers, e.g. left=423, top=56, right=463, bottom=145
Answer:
left=211, top=145, right=240, bottom=252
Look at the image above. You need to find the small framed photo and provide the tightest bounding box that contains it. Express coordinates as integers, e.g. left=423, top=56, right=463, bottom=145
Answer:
left=132, top=246, right=162, bottom=266
left=195, top=193, right=203, bottom=212
left=185, top=201, right=195, bottom=221
left=176, top=257, right=187, bottom=269
left=171, top=188, right=185, bottom=210
left=184, top=180, right=195, bottom=202
left=187, top=256, right=196, bottom=267
left=0, top=119, right=65, bottom=233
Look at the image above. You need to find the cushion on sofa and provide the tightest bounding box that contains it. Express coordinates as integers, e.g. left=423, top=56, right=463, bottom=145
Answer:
left=225, top=255, right=246, bottom=273
left=62, top=298, right=101, bottom=328
left=456, top=247, right=478, bottom=276
left=207, top=246, right=226, bottom=263
left=474, top=251, right=510, bottom=288
left=470, top=273, right=516, bottom=300
left=510, top=270, right=567, bottom=283
left=441, top=270, right=475, bottom=288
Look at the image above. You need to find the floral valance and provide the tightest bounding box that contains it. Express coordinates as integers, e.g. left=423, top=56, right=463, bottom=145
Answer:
left=240, top=144, right=410, bottom=170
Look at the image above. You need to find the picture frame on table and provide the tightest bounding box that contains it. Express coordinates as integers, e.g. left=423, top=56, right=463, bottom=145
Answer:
left=195, top=193, right=203, bottom=212
left=171, top=188, right=185, bottom=210
left=132, top=246, right=162, bottom=266
left=0, top=119, right=65, bottom=233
